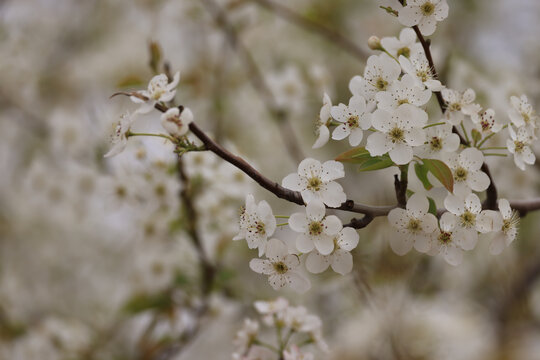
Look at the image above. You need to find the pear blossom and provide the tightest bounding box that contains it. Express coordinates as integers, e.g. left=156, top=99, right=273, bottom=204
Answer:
left=104, top=112, right=134, bottom=158
left=284, top=345, right=314, bottom=360
left=130, top=72, right=180, bottom=114
left=366, top=103, right=428, bottom=164
left=283, top=306, right=328, bottom=352
left=233, top=319, right=259, bottom=357
left=349, top=53, right=401, bottom=106
left=476, top=199, right=519, bottom=255
left=375, top=74, right=432, bottom=111
left=428, top=212, right=467, bottom=266
left=442, top=88, right=482, bottom=125
left=387, top=193, right=438, bottom=255
left=288, top=199, right=342, bottom=255
left=443, top=193, right=483, bottom=250
left=254, top=297, right=290, bottom=326
left=507, top=125, right=536, bottom=170
left=234, top=194, right=277, bottom=256
left=282, top=158, right=346, bottom=207
left=508, top=95, right=538, bottom=130
left=330, top=95, right=372, bottom=146
left=305, top=227, right=359, bottom=275
left=399, top=51, right=444, bottom=91
left=398, top=0, right=449, bottom=36
left=471, top=108, right=502, bottom=134
left=416, top=123, right=460, bottom=158
left=160, top=107, right=193, bottom=137
left=313, top=93, right=332, bottom=149
left=249, top=238, right=310, bottom=293
left=442, top=148, right=490, bottom=196
left=381, top=28, right=419, bottom=58
left=233, top=346, right=275, bottom=360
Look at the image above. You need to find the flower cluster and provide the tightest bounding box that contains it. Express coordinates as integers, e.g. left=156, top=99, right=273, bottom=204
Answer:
left=232, top=298, right=327, bottom=360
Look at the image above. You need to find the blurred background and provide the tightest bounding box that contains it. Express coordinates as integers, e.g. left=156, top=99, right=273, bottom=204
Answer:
left=1, top=0, right=540, bottom=359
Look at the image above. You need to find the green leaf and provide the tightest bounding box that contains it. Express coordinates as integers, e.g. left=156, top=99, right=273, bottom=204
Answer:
left=427, top=197, right=437, bottom=216
left=422, top=158, right=454, bottom=193
left=471, top=129, right=482, bottom=144
left=414, top=163, right=433, bottom=190
left=336, top=147, right=395, bottom=172
left=358, top=157, right=394, bottom=172
left=335, top=147, right=372, bottom=163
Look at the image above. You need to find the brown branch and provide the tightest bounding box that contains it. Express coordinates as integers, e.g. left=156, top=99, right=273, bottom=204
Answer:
left=410, top=24, right=499, bottom=211
left=249, top=0, right=368, bottom=61
left=201, top=0, right=305, bottom=163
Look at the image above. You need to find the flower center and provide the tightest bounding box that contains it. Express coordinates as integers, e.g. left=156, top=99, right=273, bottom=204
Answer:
left=522, top=112, right=530, bottom=123
left=397, top=98, right=410, bottom=105
left=460, top=211, right=476, bottom=228
left=375, top=77, right=388, bottom=90
left=407, top=218, right=422, bottom=233
left=502, top=211, right=519, bottom=234
left=438, top=231, right=452, bottom=244
left=273, top=261, right=288, bottom=274
left=480, top=119, right=492, bottom=131
left=454, top=167, right=468, bottom=182
left=514, top=141, right=525, bottom=153
left=416, top=70, right=429, bottom=82
left=421, top=2, right=435, bottom=16
left=397, top=47, right=410, bottom=58
left=255, top=221, right=266, bottom=235
left=449, top=103, right=462, bottom=112
left=308, top=221, right=324, bottom=236
left=429, top=136, right=442, bottom=151
left=347, top=114, right=359, bottom=128
left=307, top=177, right=322, bottom=192
left=389, top=127, right=405, bottom=143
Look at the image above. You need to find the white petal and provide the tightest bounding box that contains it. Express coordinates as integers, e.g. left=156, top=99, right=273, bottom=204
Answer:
left=286, top=272, right=311, bottom=293
left=440, top=212, right=457, bottom=231
left=444, top=193, right=465, bottom=215
left=266, top=238, right=288, bottom=261
left=366, top=132, right=392, bottom=156
left=322, top=215, right=343, bottom=235
left=282, top=173, right=304, bottom=191
left=314, top=235, right=335, bottom=255
left=320, top=181, right=346, bottom=208
left=313, top=125, right=330, bottom=149
left=489, top=235, right=506, bottom=255
left=407, top=193, right=429, bottom=218
left=348, top=128, right=364, bottom=146
left=465, top=193, right=482, bottom=214
left=298, top=158, right=322, bottom=178
left=467, top=171, right=490, bottom=192
left=388, top=208, right=409, bottom=229
left=305, top=252, right=331, bottom=273
left=268, top=274, right=287, bottom=290
left=498, top=199, right=512, bottom=219
left=332, top=124, right=350, bottom=140
left=460, top=148, right=484, bottom=171
left=306, top=199, right=326, bottom=221
left=476, top=210, right=503, bottom=233
left=456, top=228, right=478, bottom=251
left=389, top=143, right=413, bottom=165
left=250, top=259, right=273, bottom=274
left=414, top=234, right=432, bottom=253
left=320, top=160, right=345, bottom=182
left=330, top=250, right=354, bottom=275
left=337, top=227, right=360, bottom=251
left=296, top=234, right=315, bottom=253
left=289, top=213, right=309, bottom=232
left=389, top=234, right=414, bottom=255
left=398, top=5, right=423, bottom=27
left=443, top=245, right=463, bottom=266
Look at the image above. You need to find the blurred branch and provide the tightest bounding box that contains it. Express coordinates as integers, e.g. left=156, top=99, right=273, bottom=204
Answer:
left=201, top=0, right=305, bottom=163
left=249, top=0, right=368, bottom=61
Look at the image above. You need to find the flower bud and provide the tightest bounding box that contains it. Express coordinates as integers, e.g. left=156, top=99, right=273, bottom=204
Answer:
left=367, top=36, right=382, bottom=51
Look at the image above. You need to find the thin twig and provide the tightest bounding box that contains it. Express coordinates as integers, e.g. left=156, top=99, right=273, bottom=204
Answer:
left=201, top=0, right=305, bottom=163
left=249, top=0, right=368, bottom=61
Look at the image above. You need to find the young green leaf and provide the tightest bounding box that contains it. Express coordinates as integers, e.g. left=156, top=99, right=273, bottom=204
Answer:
left=414, top=163, right=433, bottom=190
left=427, top=197, right=437, bottom=216
left=358, top=157, right=394, bottom=172
left=422, top=158, right=454, bottom=193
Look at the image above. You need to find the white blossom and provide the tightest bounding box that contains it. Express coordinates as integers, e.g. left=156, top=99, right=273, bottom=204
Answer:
left=349, top=53, right=401, bottom=106
left=443, top=193, right=483, bottom=250
left=104, top=112, right=134, bottom=158
left=477, top=199, right=519, bottom=255
left=471, top=108, right=502, bottom=134
left=249, top=238, right=310, bottom=293
left=442, top=148, right=490, bottom=196
left=399, top=50, right=444, bottom=91
left=233, top=319, right=259, bottom=357
left=282, top=158, right=346, bottom=207
left=376, top=74, right=432, bottom=111
left=508, top=94, right=538, bottom=130
left=387, top=193, right=438, bottom=255
left=330, top=95, right=372, bottom=146
left=416, top=123, right=460, bottom=158
left=398, top=0, right=449, bottom=36
left=305, top=227, right=359, bottom=275
left=289, top=199, right=342, bottom=255
left=234, top=194, right=277, bottom=256
left=428, top=212, right=467, bottom=266
left=313, top=93, right=332, bottom=149
left=131, top=72, right=180, bottom=114
left=283, top=345, right=314, bottom=360
left=160, top=107, right=193, bottom=137
left=366, top=103, right=428, bottom=164
left=507, top=125, right=536, bottom=170
left=381, top=28, right=420, bottom=58
left=442, top=88, right=482, bottom=125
